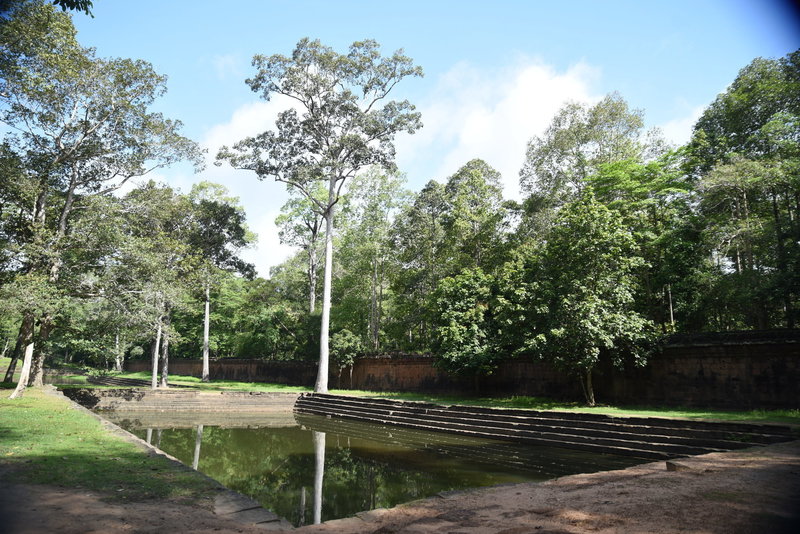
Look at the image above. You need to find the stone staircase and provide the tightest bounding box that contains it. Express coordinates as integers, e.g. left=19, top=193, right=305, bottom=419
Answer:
left=294, top=393, right=797, bottom=460
left=87, top=376, right=152, bottom=387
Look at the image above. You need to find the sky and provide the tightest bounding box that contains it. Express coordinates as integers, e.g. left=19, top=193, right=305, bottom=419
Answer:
left=70, top=0, right=800, bottom=277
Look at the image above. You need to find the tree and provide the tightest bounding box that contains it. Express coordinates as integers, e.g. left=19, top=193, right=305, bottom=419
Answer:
left=430, top=267, right=496, bottom=375
left=334, top=167, right=409, bottom=351
left=519, top=93, right=665, bottom=234
left=389, top=180, right=448, bottom=350
left=186, top=182, right=254, bottom=382
left=586, top=151, right=696, bottom=330
left=687, top=50, right=800, bottom=327
left=330, top=328, right=361, bottom=388
left=441, top=159, right=508, bottom=272
left=217, top=38, right=422, bottom=392
left=1, top=1, right=201, bottom=395
left=275, top=185, right=326, bottom=314
left=512, top=191, right=655, bottom=405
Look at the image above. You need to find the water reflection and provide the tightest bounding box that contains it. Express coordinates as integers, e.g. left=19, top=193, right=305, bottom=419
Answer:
left=312, top=430, right=325, bottom=525
left=111, top=412, right=640, bottom=527
left=192, top=425, right=203, bottom=471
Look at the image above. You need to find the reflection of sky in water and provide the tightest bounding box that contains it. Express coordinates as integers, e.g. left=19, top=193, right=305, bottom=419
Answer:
left=111, top=413, right=640, bottom=527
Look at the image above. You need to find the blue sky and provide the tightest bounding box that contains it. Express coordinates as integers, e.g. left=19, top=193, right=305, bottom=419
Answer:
left=71, top=0, right=799, bottom=276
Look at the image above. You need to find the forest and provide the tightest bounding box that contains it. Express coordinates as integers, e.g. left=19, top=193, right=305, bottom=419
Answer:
left=2, top=2, right=799, bottom=402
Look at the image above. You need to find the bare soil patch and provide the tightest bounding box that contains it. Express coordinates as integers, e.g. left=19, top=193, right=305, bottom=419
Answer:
left=301, top=439, right=800, bottom=534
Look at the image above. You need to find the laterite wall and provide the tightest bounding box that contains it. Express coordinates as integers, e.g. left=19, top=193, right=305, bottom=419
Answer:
left=125, top=331, right=800, bottom=409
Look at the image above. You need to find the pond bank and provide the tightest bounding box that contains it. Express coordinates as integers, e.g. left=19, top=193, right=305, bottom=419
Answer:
left=3, top=386, right=799, bottom=533
left=300, top=439, right=800, bottom=534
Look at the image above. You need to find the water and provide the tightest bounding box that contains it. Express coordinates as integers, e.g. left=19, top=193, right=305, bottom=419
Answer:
left=108, top=412, right=641, bottom=527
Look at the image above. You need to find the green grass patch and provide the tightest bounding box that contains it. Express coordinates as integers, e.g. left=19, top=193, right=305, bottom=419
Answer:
left=0, top=387, right=217, bottom=503
left=113, top=370, right=311, bottom=393
left=327, top=390, right=800, bottom=426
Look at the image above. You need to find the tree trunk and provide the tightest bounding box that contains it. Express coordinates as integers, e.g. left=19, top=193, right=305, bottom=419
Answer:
left=3, top=321, right=25, bottom=383
left=151, top=317, right=163, bottom=390
left=8, top=316, right=35, bottom=399
left=160, top=314, right=170, bottom=388
left=113, top=332, right=124, bottom=372
left=0, top=337, right=9, bottom=360
left=202, top=283, right=211, bottom=382
left=315, top=184, right=336, bottom=394
left=29, top=317, right=53, bottom=387
left=299, top=486, right=307, bottom=527
left=580, top=370, right=596, bottom=406
left=308, top=242, right=318, bottom=314
left=312, top=430, right=326, bottom=525
left=370, top=255, right=379, bottom=351
left=771, top=192, right=794, bottom=328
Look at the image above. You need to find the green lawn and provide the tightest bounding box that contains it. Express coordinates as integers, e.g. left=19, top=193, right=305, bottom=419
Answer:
left=0, top=386, right=217, bottom=503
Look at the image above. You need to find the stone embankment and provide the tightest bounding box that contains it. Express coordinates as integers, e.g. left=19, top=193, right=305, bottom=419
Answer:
left=63, top=387, right=299, bottom=413
left=294, top=393, right=797, bottom=460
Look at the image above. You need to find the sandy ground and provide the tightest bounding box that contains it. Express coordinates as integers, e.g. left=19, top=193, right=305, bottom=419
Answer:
left=1, top=440, right=798, bottom=534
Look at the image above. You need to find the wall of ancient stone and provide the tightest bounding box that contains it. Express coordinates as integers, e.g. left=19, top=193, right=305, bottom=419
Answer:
left=125, top=332, right=800, bottom=409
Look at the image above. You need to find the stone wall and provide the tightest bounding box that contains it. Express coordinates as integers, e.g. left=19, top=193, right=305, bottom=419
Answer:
left=125, top=331, right=800, bottom=409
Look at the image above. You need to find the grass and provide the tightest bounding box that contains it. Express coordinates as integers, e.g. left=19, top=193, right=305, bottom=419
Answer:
left=338, top=391, right=800, bottom=426
left=0, top=386, right=217, bottom=503
left=113, top=370, right=312, bottom=393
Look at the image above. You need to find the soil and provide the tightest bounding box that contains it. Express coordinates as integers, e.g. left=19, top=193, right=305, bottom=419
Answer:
left=1, top=440, right=798, bottom=534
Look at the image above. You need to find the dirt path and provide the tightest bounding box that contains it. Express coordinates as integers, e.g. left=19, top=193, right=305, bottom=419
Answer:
left=1, top=440, right=798, bottom=533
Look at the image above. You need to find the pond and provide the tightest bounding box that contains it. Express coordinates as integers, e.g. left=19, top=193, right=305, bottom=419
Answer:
left=108, top=411, right=641, bottom=527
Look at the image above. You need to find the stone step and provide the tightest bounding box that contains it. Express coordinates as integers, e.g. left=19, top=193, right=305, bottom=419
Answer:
left=296, top=396, right=772, bottom=450
left=303, top=394, right=794, bottom=443
left=296, top=397, right=753, bottom=452
left=62, top=388, right=300, bottom=413
left=294, top=393, right=796, bottom=460
left=297, top=404, right=671, bottom=459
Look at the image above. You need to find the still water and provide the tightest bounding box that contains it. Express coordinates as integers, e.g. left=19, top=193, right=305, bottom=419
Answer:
left=109, top=412, right=640, bottom=527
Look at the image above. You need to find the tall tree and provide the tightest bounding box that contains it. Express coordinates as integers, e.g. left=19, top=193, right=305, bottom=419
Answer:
left=508, top=191, right=655, bottom=405
left=519, top=93, right=665, bottom=234
left=389, top=180, right=448, bottom=350
left=441, top=159, right=507, bottom=272
left=217, top=38, right=422, bottom=392
left=335, top=167, right=409, bottom=350
left=275, top=184, right=326, bottom=314
left=687, top=50, right=800, bottom=327
left=186, top=182, right=254, bottom=382
left=0, top=1, right=201, bottom=395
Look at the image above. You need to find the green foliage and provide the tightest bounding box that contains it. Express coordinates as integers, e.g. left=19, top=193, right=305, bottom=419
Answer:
left=686, top=49, right=800, bottom=328
left=330, top=328, right=362, bottom=371
left=431, top=268, right=496, bottom=374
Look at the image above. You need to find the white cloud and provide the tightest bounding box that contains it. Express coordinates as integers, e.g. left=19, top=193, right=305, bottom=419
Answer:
left=211, top=53, right=244, bottom=81
left=395, top=57, right=602, bottom=200
left=239, top=208, right=296, bottom=278
left=659, top=105, right=705, bottom=147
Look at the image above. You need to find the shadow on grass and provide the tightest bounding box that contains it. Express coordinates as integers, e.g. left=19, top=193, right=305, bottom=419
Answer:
left=0, top=449, right=214, bottom=503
